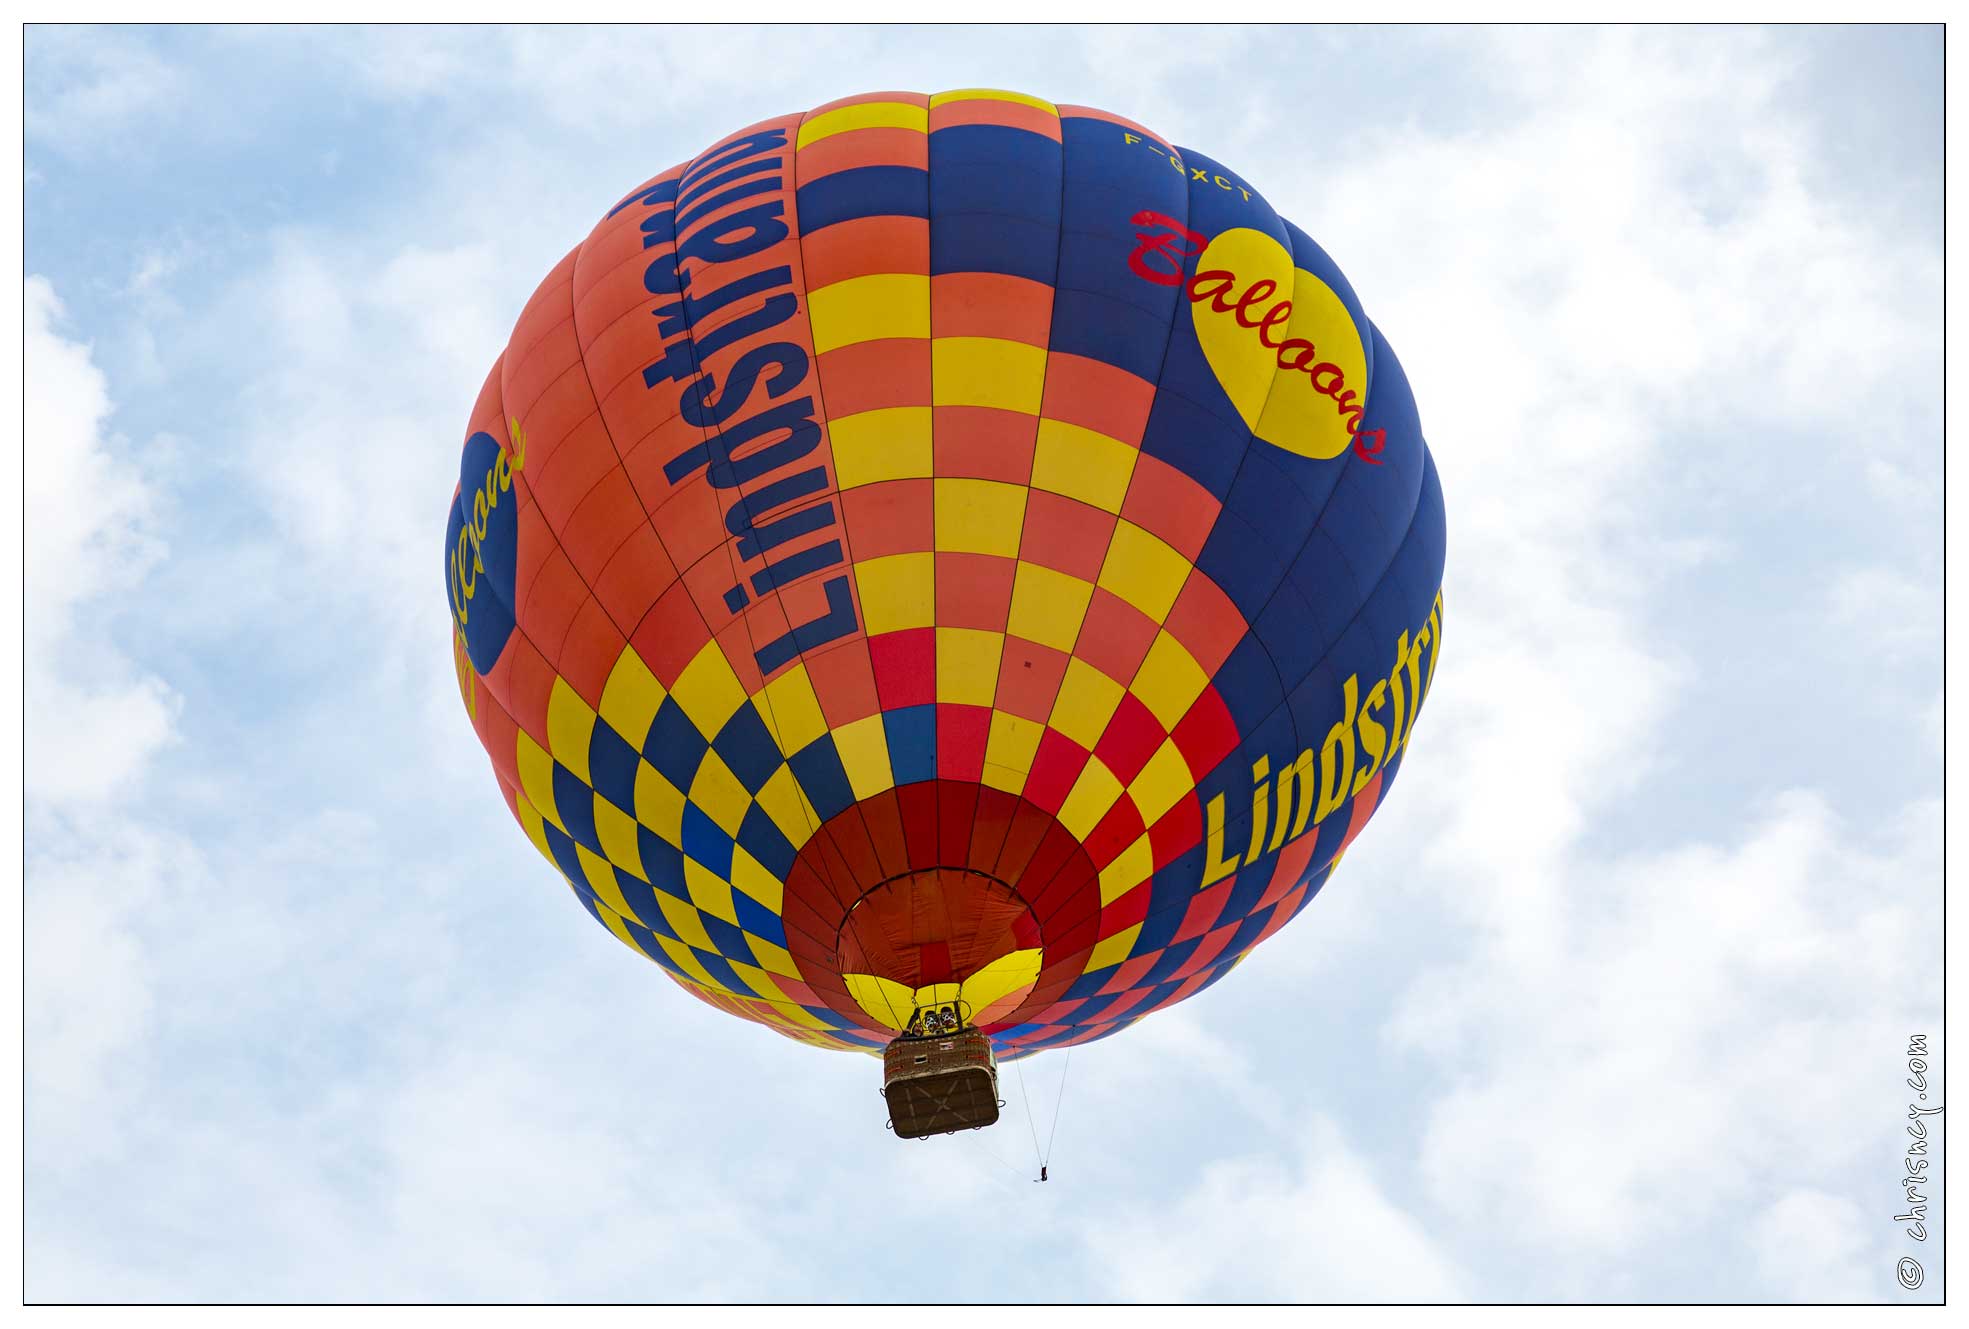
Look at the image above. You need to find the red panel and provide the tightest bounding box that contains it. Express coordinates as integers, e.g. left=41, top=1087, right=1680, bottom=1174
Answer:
left=1037, top=351, right=1155, bottom=448
left=936, top=778, right=980, bottom=865
left=894, top=781, right=941, bottom=869
left=936, top=704, right=991, bottom=783
left=929, top=98, right=1062, bottom=140
left=649, top=475, right=730, bottom=577
left=629, top=579, right=712, bottom=687
left=1148, top=796, right=1203, bottom=870
left=1164, top=569, right=1248, bottom=675
left=1096, top=879, right=1151, bottom=936
left=931, top=406, right=1037, bottom=484
left=856, top=787, right=912, bottom=879
left=994, top=636, right=1070, bottom=722
left=1019, top=489, right=1116, bottom=582
left=1076, top=588, right=1158, bottom=684
left=805, top=637, right=881, bottom=727
left=1081, top=798, right=1146, bottom=872
left=1121, top=453, right=1222, bottom=563
left=967, top=785, right=1021, bottom=877
left=934, top=552, right=1015, bottom=631
left=1171, top=685, right=1240, bottom=778
left=1093, top=690, right=1166, bottom=786
left=930, top=272, right=1053, bottom=344
left=502, top=633, right=558, bottom=744
left=555, top=596, right=627, bottom=708
left=1339, top=768, right=1384, bottom=854
left=517, top=552, right=587, bottom=661
left=814, top=340, right=933, bottom=416
left=868, top=627, right=935, bottom=710
left=840, top=478, right=933, bottom=560
left=1173, top=880, right=1233, bottom=944
left=1258, top=823, right=1319, bottom=912
left=1021, top=729, right=1090, bottom=814
left=592, top=524, right=676, bottom=639
left=801, top=214, right=932, bottom=292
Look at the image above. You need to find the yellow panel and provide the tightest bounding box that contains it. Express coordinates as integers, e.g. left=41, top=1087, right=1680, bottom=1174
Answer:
left=671, top=643, right=748, bottom=736
left=597, top=903, right=653, bottom=961
left=1048, top=657, right=1125, bottom=751
left=513, top=791, right=556, bottom=865
left=759, top=663, right=829, bottom=756
left=755, top=763, right=819, bottom=847
left=936, top=627, right=1003, bottom=707
left=983, top=709, right=1044, bottom=782
left=1097, top=520, right=1192, bottom=623
left=515, top=730, right=562, bottom=832
left=1097, top=833, right=1154, bottom=905
left=599, top=647, right=666, bottom=752
left=1056, top=755, right=1125, bottom=841
left=1131, top=630, right=1210, bottom=730
left=797, top=100, right=928, bottom=147
left=1031, top=419, right=1137, bottom=513
left=833, top=714, right=896, bottom=800
left=722, top=959, right=787, bottom=1003
left=688, top=750, right=750, bottom=836
left=854, top=552, right=935, bottom=635
left=1126, top=737, right=1194, bottom=828
left=577, top=842, right=645, bottom=926
left=545, top=678, right=598, bottom=785
left=809, top=273, right=930, bottom=354
left=746, top=935, right=804, bottom=980
left=684, top=858, right=740, bottom=926
left=934, top=478, right=1027, bottom=557
left=592, top=795, right=645, bottom=878
left=844, top=971, right=916, bottom=1031
left=1087, top=923, right=1143, bottom=973
left=729, top=843, right=784, bottom=913
left=932, top=337, right=1046, bottom=414
left=930, top=88, right=1058, bottom=114
left=831, top=407, right=933, bottom=490
left=634, top=760, right=686, bottom=843
left=656, top=894, right=717, bottom=954
left=957, top=947, right=1042, bottom=1012
left=1006, top=561, right=1094, bottom=653
left=655, top=932, right=720, bottom=989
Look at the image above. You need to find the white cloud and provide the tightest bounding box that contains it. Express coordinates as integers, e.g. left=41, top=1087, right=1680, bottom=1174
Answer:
left=23, top=277, right=180, bottom=808
left=1085, top=1116, right=1469, bottom=1302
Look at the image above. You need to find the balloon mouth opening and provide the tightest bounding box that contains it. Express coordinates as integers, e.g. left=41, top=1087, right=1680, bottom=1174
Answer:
left=833, top=867, right=1038, bottom=990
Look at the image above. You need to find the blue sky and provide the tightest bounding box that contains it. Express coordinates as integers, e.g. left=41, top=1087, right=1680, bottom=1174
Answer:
left=22, top=24, right=1943, bottom=1303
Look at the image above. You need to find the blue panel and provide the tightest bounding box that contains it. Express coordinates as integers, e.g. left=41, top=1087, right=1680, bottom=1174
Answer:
left=789, top=736, right=855, bottom=821
left=697, top=911, right=759, bottom=966
left=732, top=888, right=787, bottom=948
left=795, top=165, right=928, bottom=234
left=929, top=214, right=1059, bottom=284
left=1061, top=966, right=1113, bottom=1002
left=711, top=703, right=780, bottom=794
left=629, top=922, right=689, bottom=978
left=1047, top=287, right=1168, bottom=383
left=643, top=696, right=708, bottom=791
left=736, top=803, right=797, bottom=879
left=883, top=704, right=937, bottom=786
left=1253, top=575, right=1325, bottom=691
left=542, top=822, right=586, bottom=890
left=1142, top=936, right=1200, bottom=986
left=1138, top=390, right=1248, bottom=499
left=929, top=125, right=1060, bottom=220
left=587, top=723, right=641, bottom=814
left=551, top=763, right=600, bottom=853
left=1210, top=634, right=1286, bottom=737
left=681, top=802, right=734, bottom=875
left=611, top=864, right=666, bottom=936
left=1069, top=991, right=1121, bottom=1022
left=1196, top=506, right=1288, bottom=621
left=692, top=946, right=747, bottom=994
left=638, top=824, right=688, bottom=900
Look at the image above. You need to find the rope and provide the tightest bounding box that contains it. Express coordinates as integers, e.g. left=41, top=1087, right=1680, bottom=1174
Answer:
left=1014, top=1054, right=1044, bottom=1176
left=1042, top=1048, right=1072, bottom=1166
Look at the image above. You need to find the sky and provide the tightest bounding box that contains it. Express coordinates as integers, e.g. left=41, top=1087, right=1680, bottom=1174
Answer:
left=21, top=23, right=1944, bottom=1304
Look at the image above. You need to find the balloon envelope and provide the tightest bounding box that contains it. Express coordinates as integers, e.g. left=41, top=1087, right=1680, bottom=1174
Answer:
left=444, top=89, right=1447, bottom=1058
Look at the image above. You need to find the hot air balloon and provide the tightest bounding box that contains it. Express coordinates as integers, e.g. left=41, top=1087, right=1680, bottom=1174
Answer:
left=444, top=89, right=1446, bottom=1141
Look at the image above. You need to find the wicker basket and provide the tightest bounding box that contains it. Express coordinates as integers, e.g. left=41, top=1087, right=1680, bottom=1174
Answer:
left=883, top=1029, right=1001, bottom=1139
